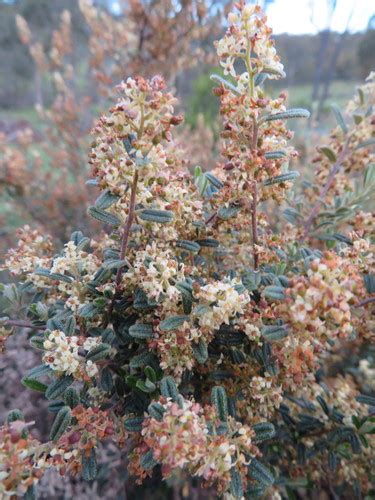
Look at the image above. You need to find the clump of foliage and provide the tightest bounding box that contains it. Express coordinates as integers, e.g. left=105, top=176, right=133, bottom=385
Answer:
left=1, top=3, right=374, bottom=499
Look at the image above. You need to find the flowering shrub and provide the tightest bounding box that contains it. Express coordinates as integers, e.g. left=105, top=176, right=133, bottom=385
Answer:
left=1, top=3, right=374, bottom=498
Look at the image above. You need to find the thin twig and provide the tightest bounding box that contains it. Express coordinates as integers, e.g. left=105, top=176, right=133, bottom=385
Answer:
left=115, top=171, right=139, bottom=287
left=355, top=296, right=375, bottom=308
left=105, top=170, right=139, bottom=324
left=300, top=139, right=350, bottom=242
left=251, top=180, right=259, bottom=270
left=250, top=113, right=259, bottom=270
left=5, top=319, right=45, bottom=331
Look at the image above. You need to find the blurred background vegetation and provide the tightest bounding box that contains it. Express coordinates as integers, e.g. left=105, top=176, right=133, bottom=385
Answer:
left=0, top=0, right=374, bottom=130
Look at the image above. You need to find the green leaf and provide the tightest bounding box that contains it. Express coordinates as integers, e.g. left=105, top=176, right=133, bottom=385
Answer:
left=217, top=206, right=239, bottom=220
left=175, top=240, right=201, bottom=253
left=21, top=377, right=48, bottom=393
left=102, top=259, right=128, bottom=270
left=262, top=65, right=286, bottom=78
left=331, top=104, right=348, bottom=133
left=139, top=209, right=174, bottom=224
left=140, top=449, right=157, bottom=470
left=50, top=405, right=71, bottom=441
left=211, top=386, right=228, bottom=422
left=86, top=343, right=111, bottom=362
left=129, top=323, right=154, bottom=339
left=196, top=238, right=219, bottom=248
left=260, top=108, right=310, bottom=124
left=357, top=87, right=365, bottom=106
left=64, top=316, right=76, bottom=335
left=45, top=375, right=74, bottom=400
left=249, top=458, right=274, bottom=487
left=144, top=366, right=157, bottom=383
left=7, top=409, right=24, bottom=423
left=24, top=485, right=36, bottom=500
left=87, top=206, right=121, bottom=226
left=261, top=324, right=289, bottom=341
left=355, top=138, right=375, bottom=150
left=264, top=150, right=287, bottom=160
left=192, top=338, right=208, bottom=364
left=100, top=367, right=113, bottom=392
left=210, top=74, right=240, bottom=94
left=94, top=189, right=120, bottom=210
left=319, top=146, right=337, bottom=163
left=29, top=335, right=45, bottom=350
left=160, top=376, right=179, bottom=400
left=129, top=350, right=155, bottom=369
left=148, top=402, right=166, bottom=421
left=356, top=394, right=375, bottom=406
left=176, top=280, right=193, bottom=299
left=363, top=274, right=375, bottom=294
left=78, top=303, right=100, bottom=319
left=230, top=467, right=243, bottom=498
left=159, top=315, right=189, bottom=331
left=364, top=163, right=375, bottom=188
left=263, top=171, right=299, bottom=186
left=195, top=171, right=209, bottom=195
left=205, top=172, right=224, bottom=189
left=124, top=416, right=144, bottom=432
left=64, top=387, right=80, bottom=408
left=254, top=72, right=268, bottom=86
left=82, top=448, right=97, bottom=481
left=263, top=286, right=286, bottom=300
left=26, top=364, right=52, bottom=379
left=136, top=379, right=156, bottom=393
left=253, top=422, right=276, bottom=442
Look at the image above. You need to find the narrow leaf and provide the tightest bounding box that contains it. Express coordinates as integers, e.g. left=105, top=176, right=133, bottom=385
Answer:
left=87, top=206, right=121, bottom=226
left=263, top=171, right=299, bottom=186
left=159, top=315, right=189, bottom=331
left=129, top=323, right=154, bottom=339
left=211, top=386, right=228, bottom=422
left=331, top=104, right=348, bottom=133
left=50, top=405, right=71, bottom=441
left=139, top=209, right=173, bottom=224
left=260, top=108, right=310, bottom=124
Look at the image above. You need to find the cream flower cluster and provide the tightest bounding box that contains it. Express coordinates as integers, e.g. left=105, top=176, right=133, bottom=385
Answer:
left=215, top=4, right=284, bottom=79
left=50, top=241, right=100, bottom=312
left=89, top=75, right=182, bottom=202
left=287, top=255, right=356, bottom=342
left=1, top=226, right=52, bottom=288
left=123, top=242, right=185, bottom=303
left=138, top=396, right=258, bottom=492
left=195, top=281, right=250, bottom=332
left=43, top=330, right=102, bottom=379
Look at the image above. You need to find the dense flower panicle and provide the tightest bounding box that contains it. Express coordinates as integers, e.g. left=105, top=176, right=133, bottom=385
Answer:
left=215, top=4, right=284, bottom=79
left=89, top=75, right=181, bottom=196
left=283, top=253, right=359, bottom=341
left=43, top=330, right=102, bottom=380
left=194, top=280, right=250, bottom=332
left=137, top=396, right=258, bottom=492
left=1, top=226, right=53, bottom=281
left=304, top=73, right=375, bottom=211
left=122, top=243, right=186, bottom=303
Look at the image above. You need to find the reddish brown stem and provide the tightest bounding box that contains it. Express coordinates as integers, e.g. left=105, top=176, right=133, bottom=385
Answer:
left=5, top=320, right=45, bottom=331
left=250, top=116, right=259, bottom=270
left=105, top=170, right=138, bottom=324
left=300, top=139, right=350, bottom=242
left=355, top=296, right=375, bottom=308
left=251, top=181, right=259, bottom=270
left=115, top=170, right=139, bottom=287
